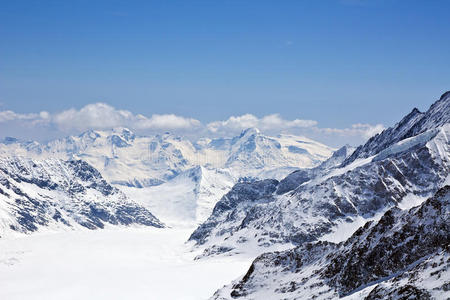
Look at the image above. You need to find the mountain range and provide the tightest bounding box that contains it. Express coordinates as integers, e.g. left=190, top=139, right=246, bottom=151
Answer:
left=190, top=92, right=449, bottom=259
left=0, top=127, right=333, bottom=230
left=203, top=91, right=450, bottom=299
left=0, top=127, right=334, bottom=188
left=0, top=91, right=449, bottom=299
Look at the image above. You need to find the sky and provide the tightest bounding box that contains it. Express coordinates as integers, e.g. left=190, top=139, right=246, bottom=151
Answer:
left=1, top=0, right=449, bottom=147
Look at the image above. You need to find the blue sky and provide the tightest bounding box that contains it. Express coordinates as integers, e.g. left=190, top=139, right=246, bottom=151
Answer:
left=0, top=0, right=449, bottom=146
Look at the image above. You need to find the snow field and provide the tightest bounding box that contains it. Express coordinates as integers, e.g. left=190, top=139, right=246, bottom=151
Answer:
left=0, top=227, right=253, bottom=300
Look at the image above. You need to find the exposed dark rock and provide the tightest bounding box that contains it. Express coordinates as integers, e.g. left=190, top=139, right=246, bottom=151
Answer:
left=0, top=157, right=164, bottom=234
left=215, top=186, right=449, bottom=299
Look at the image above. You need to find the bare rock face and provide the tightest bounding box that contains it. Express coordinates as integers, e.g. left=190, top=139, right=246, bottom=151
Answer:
left=0, top=157, right=164, bottom=235
left=213, top=186, right=450, bottom=300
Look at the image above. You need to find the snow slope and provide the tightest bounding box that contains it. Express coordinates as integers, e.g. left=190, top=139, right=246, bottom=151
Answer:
left=120, top=166, right=237, bottom=227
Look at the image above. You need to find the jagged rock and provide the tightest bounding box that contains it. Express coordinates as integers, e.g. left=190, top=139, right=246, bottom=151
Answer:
left=0, top=157, right=164, bottom=235
left=213, top=186, right=450, bottom=300
left=342, top=91, right=450, bottom=166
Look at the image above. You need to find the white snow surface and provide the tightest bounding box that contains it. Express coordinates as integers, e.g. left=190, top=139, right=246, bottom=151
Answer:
left=0, top=227, right=253, bottom=300
left=318, top=211, right=385, bottom=243
left=120, top=166, right=237, bottom=227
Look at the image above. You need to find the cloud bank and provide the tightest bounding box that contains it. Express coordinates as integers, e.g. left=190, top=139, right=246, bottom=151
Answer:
left=51, top=103, right=200, bottom=131
left=207, top=114, right=318, bottom=134
left=0, top=102, right=384, bottom=147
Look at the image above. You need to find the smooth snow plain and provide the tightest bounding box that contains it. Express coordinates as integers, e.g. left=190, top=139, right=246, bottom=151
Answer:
left=0, top=226, right=253, bottom=300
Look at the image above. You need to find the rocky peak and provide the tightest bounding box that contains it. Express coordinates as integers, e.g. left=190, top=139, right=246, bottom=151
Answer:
left=239, top=127, right=261, bottom=138
left=342, top=92, right=449, bottom=167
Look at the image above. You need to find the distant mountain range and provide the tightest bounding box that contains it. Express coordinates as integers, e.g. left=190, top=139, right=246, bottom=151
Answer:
left=0, top=127, right=334, bottom=188
left=0, top=127, right=334, bottom=231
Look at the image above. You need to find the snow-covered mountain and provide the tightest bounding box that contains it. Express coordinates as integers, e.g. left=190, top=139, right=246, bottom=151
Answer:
left=0, top=156, right=163, bottom=237
left=212, top=185, right=450, bottom=300
left=190, top=92, right=450, bottom=258
left=0, top=128, right=334, bottom=188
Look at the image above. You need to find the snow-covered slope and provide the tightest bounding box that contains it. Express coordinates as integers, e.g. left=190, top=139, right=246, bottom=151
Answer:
left=0, top=156, right=163, bottom=237
left=120, top=166, right=237, bottom=227
left=275, top=144, right=355, bottom=195
left=0, top=128, right=334, bottom=188
left=223, top=128, right=332, bottom=173
left=190, top=96, right=450, bottom=258
left=212, top=185, right=450, bottom=300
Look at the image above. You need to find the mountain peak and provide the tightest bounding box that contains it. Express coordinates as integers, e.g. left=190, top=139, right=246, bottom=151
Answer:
left=439, top=90, right=450, bottom=101
left=111, top=127, right=135, bottom=141
left=78, top=129, right=100, bottom=140
left=333, top=144, right=355, bottom=158
left=239, top=127, right=260, bottom=137
left=410, top=107, right=421, bottom=115
left=111, top=127, right=133, bottom=134
left=341, top=92, right=448, bottom=166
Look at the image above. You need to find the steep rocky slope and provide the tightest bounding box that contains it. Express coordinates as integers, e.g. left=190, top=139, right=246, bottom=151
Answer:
left=212, top=186, right=450, bottom=300
left=0, top=157, right=163, bottom=236
left=342, top=91, right=450, bottom=166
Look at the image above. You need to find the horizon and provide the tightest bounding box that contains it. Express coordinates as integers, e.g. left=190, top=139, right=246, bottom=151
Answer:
left=0, top=91, right=445, bottom=147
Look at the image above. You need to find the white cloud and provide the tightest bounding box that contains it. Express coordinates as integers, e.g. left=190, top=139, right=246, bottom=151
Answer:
left=52, top=103, right=200, bottom=131
left=0, top=110, right=41, bottom=122
left=351, top=123, right=385, bottom=139
left=0, top=103, right=384, bottom=147
left=207, top=113, right=317, bottom=134
left=318, top=123, right=385, bottom=139
left=135, top=114, right=200, bottom=130
left=0, top=102, right=201, bottom=133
